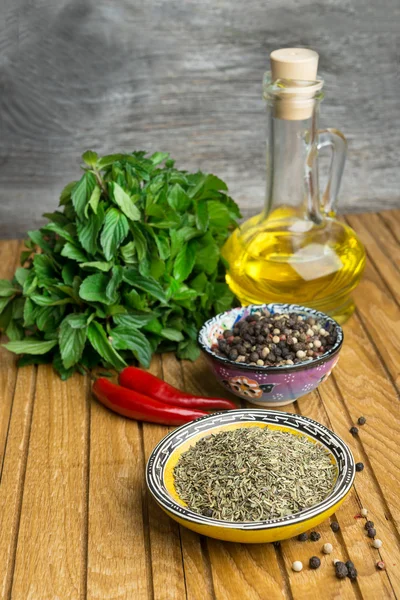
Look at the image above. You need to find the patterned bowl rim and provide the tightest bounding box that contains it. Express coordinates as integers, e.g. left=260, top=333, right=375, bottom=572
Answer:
left=198, top=303, right=343, bottom=373
left=146, top=409, right=355, bottom=531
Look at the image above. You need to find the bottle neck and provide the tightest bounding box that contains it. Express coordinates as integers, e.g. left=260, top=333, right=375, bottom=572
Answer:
left=264, top=99, right=322, bottom=225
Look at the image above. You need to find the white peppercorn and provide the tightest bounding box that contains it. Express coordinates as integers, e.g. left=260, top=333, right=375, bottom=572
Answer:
left=292, top=561, right=303, bottom=572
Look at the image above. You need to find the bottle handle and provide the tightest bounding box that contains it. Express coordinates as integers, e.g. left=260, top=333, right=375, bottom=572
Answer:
left=317, top=128, right=347, bottom=216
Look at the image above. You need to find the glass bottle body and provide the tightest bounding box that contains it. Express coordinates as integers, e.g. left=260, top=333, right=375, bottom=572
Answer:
left=222, top=77, right=366, bottom=323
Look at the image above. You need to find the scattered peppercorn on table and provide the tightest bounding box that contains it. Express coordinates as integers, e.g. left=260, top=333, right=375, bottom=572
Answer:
left=0, top=210, right=399, bottom=600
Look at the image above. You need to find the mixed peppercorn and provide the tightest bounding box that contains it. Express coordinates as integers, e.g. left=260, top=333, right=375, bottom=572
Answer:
left=214, top=310, right=338, bottom=367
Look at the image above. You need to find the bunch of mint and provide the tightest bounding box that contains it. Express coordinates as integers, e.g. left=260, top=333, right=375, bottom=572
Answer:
left=0, top=151, right=240, bottom=379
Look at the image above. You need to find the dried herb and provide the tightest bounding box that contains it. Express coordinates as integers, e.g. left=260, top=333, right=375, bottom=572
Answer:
left=0, top=151, right=240, bottom=378
left=174, top=427, right=336, bottom=522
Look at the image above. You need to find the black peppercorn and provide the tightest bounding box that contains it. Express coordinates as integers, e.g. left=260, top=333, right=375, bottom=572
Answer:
left=297, top=533, right=308, bottom=542
left=347, top=566, right=358, bottom=581
left=310, top=531, right=321, bottom=541
left=309, top=556, right=321, bottom=569
left=223, top=330, right=233, bottom=339
left=335, top=561, right=349, bottom=579
left=367, top=528, right=376, bottom=538
left=350, top=426, right=359, bottom=435
left=356, top=462, right=364, bottom=472
left=229, top=349, right=238, bottom=361
left=345, top=561, right=355, bottom=570
left=365, top=521, right=374, bottom=530
left=357, top=416, right=367, bottom=425
left=331, top=522, right=340, bottom=532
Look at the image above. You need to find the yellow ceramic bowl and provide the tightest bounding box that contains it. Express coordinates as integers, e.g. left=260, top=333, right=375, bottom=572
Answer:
left=146, top=409, right=355, bottom=543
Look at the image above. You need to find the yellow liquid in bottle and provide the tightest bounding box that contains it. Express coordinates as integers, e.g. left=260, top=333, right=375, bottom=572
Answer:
left=222, top=211, right=366, bottom=324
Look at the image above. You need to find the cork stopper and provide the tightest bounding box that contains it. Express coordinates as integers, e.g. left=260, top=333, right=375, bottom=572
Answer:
left=269, top=48, right=323, bottom=120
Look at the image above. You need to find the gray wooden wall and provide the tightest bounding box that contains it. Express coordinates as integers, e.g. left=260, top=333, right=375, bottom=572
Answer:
left=0, top=0, right=399, bottom=238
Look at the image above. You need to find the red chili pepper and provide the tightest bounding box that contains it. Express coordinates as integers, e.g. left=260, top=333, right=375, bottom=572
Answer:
left=118, top=366, right=237, bottom=410
left=93, top=378, right=208, bottom=426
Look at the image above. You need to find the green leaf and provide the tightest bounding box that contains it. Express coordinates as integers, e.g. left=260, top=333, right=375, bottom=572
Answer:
left=0, top=296, right=13, bottom=313
left=111, top=182, right=141, bottom=221
left=62, top=263, right=75, bottom=285
left=65, top=313, right=89, bottom=328
left=204, top=174, right=228, bottom=192
left=195, top=199, right=209, bottom=232
left=100, top=208, right=129, bottom=261
left=61, top=242, right=88, bottom=263
left=213, top=282, right=235, bottom=313
left=0, top=280, right=18, bottom=297
left=5, top=319, right=24, bottom=341
left=194, top=235, right=220, bottom=275
left=96, top=154, right=126, bottom=170
left=30, top=294, right=72, bottom=307
left=87, top=321, right=126, bottom=370
left=82, top=150, right=98, bottom=167
left=160, top=328, right=184, bottom=342
left=113, top=312, right=157, bottom=328
left=53, top=351, right=76, bottom=380
left=12, top=297, right=25, bottom=319
left=35, top=306, right=59, bottom=331
left=167, top=184, right=191, bottom=212
left=42, top=222, right=75, bottom=244
left=27, top=230, right=52, bottom=252
left=59, top=314, right=87, bottom=369
left=153, top=235, right=170, bottom=260
left=177, top=339, right=200, bottom=361
left=77, top=204, right=104, bottom=255
left=23, top=271, right=37, bottom=295
left=173, top=242, right=196, bottom=282
left=110, top=326, right=152, bottom=368
left=207, top=200, right=231, bottom=227
left=33, top=255, right=57, bottom=286
left=120, top=241, right=136, bottom=264
left=122, top=269, right=167, bottom=303
left=59, top=181, right=78, bottom=205
left=3, top=338, right=58, bottom=355
left=14, top=267, right=30, bottom=287
left=80, top=261, right=113, bottom=272
left=79, top=273, right=111, bottom=305
left=143, top=318, right=163, bottom=334
left=20, top=250, right=32, bottom=266
left=150, top=151, right=169, bottom=166
left=23, top=298, right=37, bottom=327
left=85, top=185, right=102, bottom=217
left=106, top=266, right=123, bottom=303
left=71, top=172, right=96, bottom=219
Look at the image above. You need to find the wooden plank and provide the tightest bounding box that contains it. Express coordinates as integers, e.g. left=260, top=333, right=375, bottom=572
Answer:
left=0, top=365, right=36, bottom=600
left=181, top=357, right=290, bottom=600
left=379, top=210, right=400, bottom=243
left=141, top=355, right=187, bottom=600
left=161, top=353, right=214, bottom=600
left=0, top=240, right=22, bottom=473
left=87, top=381, right=151, bottom=599
left=346, top=213, right=400, bottom=300
left=11, top=367, right=90, bottom=599
left=298, top=391, right=395, bottom=599
left=318, top=378, right=400, bottom=598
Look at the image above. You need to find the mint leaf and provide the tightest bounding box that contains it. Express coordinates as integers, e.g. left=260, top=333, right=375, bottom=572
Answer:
left=167, top=184, right=191, bottom=212
left=77, top=204, right=104, bottom=255
left=79, top=273, right=112, bottom=305
left=53, top=351, right=76, bottom=380
left=43, top=222, right=75, bottom=244
left=173, top=241, right=196, bottom=282
left=87, top=321, right=126, bottom=370
left=122, top=269, right=167, bottom=303
left=71, top=172, right=96, bottom=219
left=213, top=283, right=235, bottom=313
left=3, top=338, right=58, bottom=355
left=120, top=241, right=136, bottom=264
left=110, top=326, right=152, bottom=368
left=177, top=339, right=200, bottom=361
left=59, top=314, right=87, bottom=368
left=80, top=261, right=113, bottom=272
left=106, top=266, right=123, bottom=303
left=85, top=185, right=102, bottom=217
left=100, top=208, right=129, bottom=261
left=113, top=312, right=157, bottom=328
left=111, top=182, right=141, bottom=221
left=195, top=199, right=209, bottom=232
left=150, top=151, right=169, bottom=166
left=5, top=319, right=24, bottom=341
left=207, top=200, right=231, bottom=227
left=59, top=181, right=77, bottom=205
left=161, top=328, right=184, bottom=342
left=82, top=150, right=99, bottom=168
left=0, top=280, right=18, bottom=297
left=61, top=242, right=88, bottom=263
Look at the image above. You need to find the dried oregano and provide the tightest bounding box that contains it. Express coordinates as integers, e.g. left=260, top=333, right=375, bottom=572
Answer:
left=174, top=427, right=336, bottom=522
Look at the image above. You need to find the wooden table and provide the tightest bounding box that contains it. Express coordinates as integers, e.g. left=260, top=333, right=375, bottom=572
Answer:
left=0, top=210, right=399, bottom=600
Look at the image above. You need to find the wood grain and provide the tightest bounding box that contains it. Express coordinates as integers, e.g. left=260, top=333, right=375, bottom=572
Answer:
left=87, top=389, right=151, bottom=599
left=379, top=210, right=400, bottom=244
left=0, top=0, right=399, bottom=238
left=11, top=367, right=90, bottom=599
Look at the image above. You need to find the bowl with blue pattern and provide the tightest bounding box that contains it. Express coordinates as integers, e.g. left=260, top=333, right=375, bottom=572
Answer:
left=198, top=304, right=343, bottom=407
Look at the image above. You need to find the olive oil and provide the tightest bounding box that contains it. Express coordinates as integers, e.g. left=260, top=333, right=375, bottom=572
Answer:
left=223, top=48, right=366, bottom=323
left=223, top=212, right=366, bottom=323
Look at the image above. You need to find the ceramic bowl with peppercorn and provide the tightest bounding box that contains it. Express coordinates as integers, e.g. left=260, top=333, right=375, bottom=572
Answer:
left=198, top=303, right=343, bottom=407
